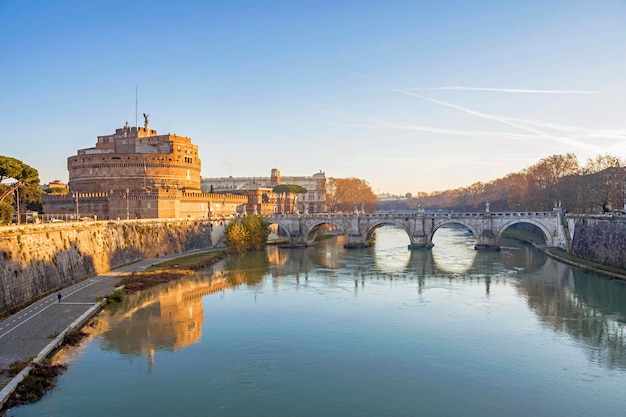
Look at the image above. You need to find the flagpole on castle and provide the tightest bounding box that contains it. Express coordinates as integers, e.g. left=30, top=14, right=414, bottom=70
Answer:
left=135, top=86, right=138, bottom=129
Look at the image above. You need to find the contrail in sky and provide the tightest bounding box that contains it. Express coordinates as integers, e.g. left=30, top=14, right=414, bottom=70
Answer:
left=351, top=74, right=619, bottom=150
left=406, top=86, right=600, bottom=94
left=395, top=89, right=549, bottom=136
left=393, top=88, right=604, bottom=151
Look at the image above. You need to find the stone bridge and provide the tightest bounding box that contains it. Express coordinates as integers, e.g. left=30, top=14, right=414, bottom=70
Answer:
left=265, top=209, right=573, bottom=251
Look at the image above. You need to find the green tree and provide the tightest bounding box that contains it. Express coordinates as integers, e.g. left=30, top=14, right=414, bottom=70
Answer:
left=225, top=221, right=249, bottom=253
left=225, top=214, right=271, bottom=253
left=0, top=156, right=41, bottom=204
left=0, top=156, right=41, bottom=222
left=241, top=214, right=271, bottom=250
left=272, top=184, right=307, bottom=194
left=0, top=202, right=13, bottom=223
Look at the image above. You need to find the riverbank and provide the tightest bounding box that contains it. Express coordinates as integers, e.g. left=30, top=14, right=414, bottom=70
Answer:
left=503, top=229, right=626, bottom=281
left=118, top=250, right=228, bottom=292
left=540, top=246, right=626, bottom=281
left=0, top=248, right=228, bottom=415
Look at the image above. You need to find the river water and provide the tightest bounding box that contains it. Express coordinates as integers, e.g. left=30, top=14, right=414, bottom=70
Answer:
left=9, top=226, right=626, bottom=417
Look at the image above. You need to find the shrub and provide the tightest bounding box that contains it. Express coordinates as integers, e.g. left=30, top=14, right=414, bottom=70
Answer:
left=225, top=215, right=270, bottom=253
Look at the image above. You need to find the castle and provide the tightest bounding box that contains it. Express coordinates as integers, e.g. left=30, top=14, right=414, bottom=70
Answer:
left=43, top=119, right=245, bottom=220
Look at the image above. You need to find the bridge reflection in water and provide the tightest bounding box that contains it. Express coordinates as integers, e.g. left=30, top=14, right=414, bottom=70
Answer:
left=76, top=225, right=626, bottom=381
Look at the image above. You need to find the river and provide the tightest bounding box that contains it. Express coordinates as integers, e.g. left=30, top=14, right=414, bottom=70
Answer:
left=9, top=226, right=626, bottom=417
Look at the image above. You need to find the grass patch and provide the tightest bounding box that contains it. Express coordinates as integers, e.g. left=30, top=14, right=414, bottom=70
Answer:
left=146, top=250, right=228, bottom=272
left=501, top=228, right=545, bottom=244
left=106, top=289, right=126, bottom=304
left=543, top=247, right=626, bottom=277
left=120, top=271, right=189, bottom=292
left=119, top=251, right=229, bottom=293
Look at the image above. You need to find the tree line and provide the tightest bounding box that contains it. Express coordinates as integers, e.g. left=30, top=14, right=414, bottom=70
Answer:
left=392, top=153, right=625, bottom=213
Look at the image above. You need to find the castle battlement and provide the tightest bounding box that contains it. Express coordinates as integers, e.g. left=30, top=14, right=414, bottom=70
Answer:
left=44, top=121, right=244, bottom=220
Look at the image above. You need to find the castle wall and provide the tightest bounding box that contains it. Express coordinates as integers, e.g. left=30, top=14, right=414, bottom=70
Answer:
left=42, top=190, right=247, bottom=220
left=68, top=152, right=201, bottom=193
left=0, top=219, right=227, bottom=314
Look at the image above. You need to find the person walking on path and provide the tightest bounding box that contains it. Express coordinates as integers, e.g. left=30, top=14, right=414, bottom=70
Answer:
left=57, top=292, right=62, bottom=303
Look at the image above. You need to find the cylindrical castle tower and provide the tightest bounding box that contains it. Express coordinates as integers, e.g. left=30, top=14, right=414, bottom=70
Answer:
left=67, top=123, right=201, bottom=193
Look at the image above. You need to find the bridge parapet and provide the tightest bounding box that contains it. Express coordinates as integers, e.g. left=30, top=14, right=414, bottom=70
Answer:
left=264, top=210, right=567, bottom=251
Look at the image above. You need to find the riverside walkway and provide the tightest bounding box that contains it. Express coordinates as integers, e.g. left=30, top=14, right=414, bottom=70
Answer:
left=0, top=250, right=211, bottom=409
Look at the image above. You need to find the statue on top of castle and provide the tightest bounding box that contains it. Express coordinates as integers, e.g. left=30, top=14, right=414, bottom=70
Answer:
left=143, top=113, right=150, bottom=128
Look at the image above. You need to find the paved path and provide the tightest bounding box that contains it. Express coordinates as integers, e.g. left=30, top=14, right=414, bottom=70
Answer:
left=0, top=249, right=213, bottom=396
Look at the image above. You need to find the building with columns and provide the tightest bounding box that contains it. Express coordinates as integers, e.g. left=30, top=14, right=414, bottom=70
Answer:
left=201, top=168, right=327, bottom=214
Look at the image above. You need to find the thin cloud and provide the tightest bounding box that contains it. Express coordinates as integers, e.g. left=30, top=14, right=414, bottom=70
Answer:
left=395, top=89, right=550, bottom=136
left=394, top=88, right=605, bottom=152
left=505, top=118, right=626, bottom=141
left=334, top=120, right=584, bottom=144
left=406, top=86, right=600, bottom=94
left=352, top=73, right=378, bottom=83
left=351, top=76, right=620, bottom=150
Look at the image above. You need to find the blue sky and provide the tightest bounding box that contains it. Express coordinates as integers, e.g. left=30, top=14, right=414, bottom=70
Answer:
left=1, top=0, right=625, bottom=195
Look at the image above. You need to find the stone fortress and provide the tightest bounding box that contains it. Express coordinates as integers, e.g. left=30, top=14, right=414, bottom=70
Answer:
left=42, top=116, right=326, bottom=219
left=43, top=116, right=246, bottom=219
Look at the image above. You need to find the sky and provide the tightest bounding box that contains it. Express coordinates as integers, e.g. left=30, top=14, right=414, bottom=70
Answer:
left=1, top=0, right=625, bottom=195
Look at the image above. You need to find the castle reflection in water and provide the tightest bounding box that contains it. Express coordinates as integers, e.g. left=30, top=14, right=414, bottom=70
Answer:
left=82, top=228, right=626, bottom=372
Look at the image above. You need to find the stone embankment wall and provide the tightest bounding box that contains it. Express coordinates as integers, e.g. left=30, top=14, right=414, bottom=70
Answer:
left=570, top=217, right=626, bottom=270
left=0, top=219, right=227, bottom=314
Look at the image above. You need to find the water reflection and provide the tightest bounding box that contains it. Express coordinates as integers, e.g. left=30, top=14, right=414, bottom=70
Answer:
left=432, top=224, right=476, bottom=274
left=518, top=264, right=626, bottom=369
left=222, top=250, right=270, bottom=286
left=96, top=274, right=229, bottom=368
left=94, top=226, right=626, bottom=372
left=372, top=227, right=410, bottom=273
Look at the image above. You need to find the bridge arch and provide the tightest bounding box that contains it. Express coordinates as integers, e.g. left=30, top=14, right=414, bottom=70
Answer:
left=303, top=221, right=346, bottom=243
left=365, top=220, right=411, bottom=243
left=499, top=219, right=551, bottom=245
left=432, top=220, right=480, bottom=243
left=266, top=219, right=292, bottom=239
